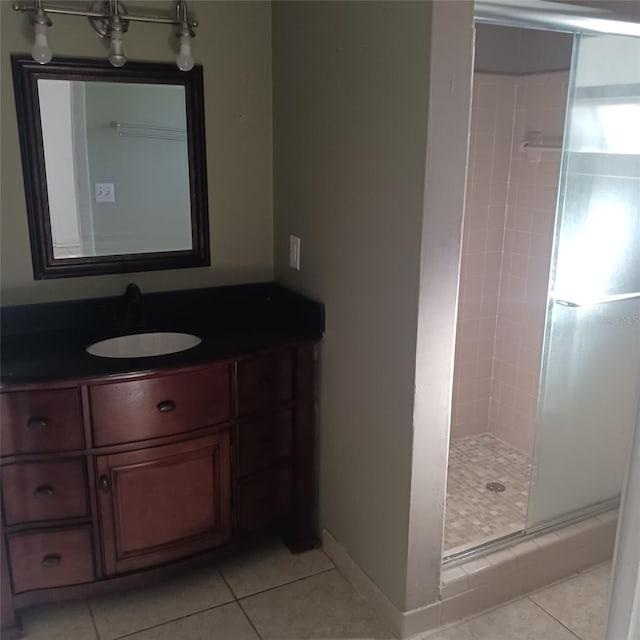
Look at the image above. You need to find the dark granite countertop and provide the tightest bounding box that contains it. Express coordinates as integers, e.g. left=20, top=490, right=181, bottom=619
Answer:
left=1, top=282, right=324, bottom=386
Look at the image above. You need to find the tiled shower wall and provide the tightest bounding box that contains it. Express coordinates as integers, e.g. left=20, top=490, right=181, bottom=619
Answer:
left=452, top=75, right=516, bottom=439
left=451, top=71, right=568, bottom=453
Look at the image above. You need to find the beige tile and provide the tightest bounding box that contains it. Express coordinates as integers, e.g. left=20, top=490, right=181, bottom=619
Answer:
left=427, top=598, right=577, bottom=640
left=440, top=585, right=493, bottom=626
left=123, top=603, right=258, bottom=640
left=18, top=600, right=97, bottom=640
left=89, top=566, right=233, bottom=640
left=444, top=434, right=530, bottom=551
left=462, top=556, right=492, bottom=588
left=440, top=566, right=468, bottom=599
left=401, top=601, right=441, bottom=638
left=240, top=569, right=393, bottom=639
left=530, top=562, right=611, bottom=640
left=219, top=538, right=333, bottom=598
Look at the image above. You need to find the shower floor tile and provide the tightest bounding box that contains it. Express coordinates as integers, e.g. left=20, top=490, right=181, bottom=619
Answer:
left=445, top=433, right=532, bottom=552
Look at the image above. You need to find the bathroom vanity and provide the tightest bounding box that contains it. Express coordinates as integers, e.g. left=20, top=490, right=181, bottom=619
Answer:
left=0, top=283, right=323, bottom=638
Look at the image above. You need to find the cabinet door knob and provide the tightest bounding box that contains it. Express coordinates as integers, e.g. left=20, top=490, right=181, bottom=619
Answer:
left=27, top=417, right=48, bottom=430
left=156, top=400, right=176, bottom=413
left=33, top=485, right=54, bottom=498
left=99, top=475, right=110, bottom=493
left=41, top=553, right=62, bottom=568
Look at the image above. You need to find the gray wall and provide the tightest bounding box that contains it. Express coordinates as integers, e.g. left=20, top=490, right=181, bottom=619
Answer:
left=272, top=0, right=432, bottom=609
left=475, top=24, right=572, bottom=74
left=1, top=1, right=273, bottom=304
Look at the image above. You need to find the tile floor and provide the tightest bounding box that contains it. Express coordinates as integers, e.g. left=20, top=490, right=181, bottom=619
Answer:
left=424, top=562, right=611, bottom=640
left=445, top=433, right=532, bottom=551
left=15, top=539, right=610, bottom=640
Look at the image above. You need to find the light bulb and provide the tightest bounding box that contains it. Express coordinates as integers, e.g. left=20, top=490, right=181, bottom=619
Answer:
left=108, top=33, right=127, bottom=67
left=31, top=21, right=52, bottom=65
left=176, top=34, right=194, bottom=72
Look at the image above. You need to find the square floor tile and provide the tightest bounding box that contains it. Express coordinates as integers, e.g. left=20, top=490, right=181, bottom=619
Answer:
left=445, top=434, right=531, bottom=551
left=219, top=538, right=333, bottom=598
left=240, top=569, right=394, bottom=639
left=124, top=603, right=259, bottom=640
left=18, top=600, right=97, bottom=640
left=89, top=565, right=233, bottom=640
left=530, top=562, right=611, bottom=640
left=423, top=598, right=577, bottom=640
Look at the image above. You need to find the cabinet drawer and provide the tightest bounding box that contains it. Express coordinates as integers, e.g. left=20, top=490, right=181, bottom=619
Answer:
left=90, top=365, right=232, bottom=446
left=0, top=388, right=83, bottom=456
left=7, top=527, right=94, bottom=593
left=238, top=410, right=293, bottom=477
left=237, top=464, right=292, bottom=533
left=237, top=350, right=293, bottom=416
left=1, top=459, right=89, bottom=526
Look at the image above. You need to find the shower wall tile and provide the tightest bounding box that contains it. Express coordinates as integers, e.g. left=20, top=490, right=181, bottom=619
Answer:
left=453, top=70, right=568, bottom=448
left=489, top=71, right=569, bottom=453
left=452, top=74, right=516, bottom=439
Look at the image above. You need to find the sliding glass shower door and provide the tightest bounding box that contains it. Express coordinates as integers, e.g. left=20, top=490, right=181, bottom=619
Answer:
left=527, top=33, right=640, bottom=529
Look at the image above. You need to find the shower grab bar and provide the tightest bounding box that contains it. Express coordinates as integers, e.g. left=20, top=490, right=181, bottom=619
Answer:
left=553, top=292, right=640, bottom=307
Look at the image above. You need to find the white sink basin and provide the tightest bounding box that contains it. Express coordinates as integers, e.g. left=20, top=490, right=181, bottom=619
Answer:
left=86, top=332, right=202, bottom=359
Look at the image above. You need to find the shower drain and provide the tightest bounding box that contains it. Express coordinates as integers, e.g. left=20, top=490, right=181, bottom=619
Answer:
left=485, top=482, right=506, bottom=493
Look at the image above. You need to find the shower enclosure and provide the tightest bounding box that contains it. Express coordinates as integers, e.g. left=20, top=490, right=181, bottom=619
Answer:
left=445, top=20, right=640, bottom=556
left=527, top=32, right=640, bottom=530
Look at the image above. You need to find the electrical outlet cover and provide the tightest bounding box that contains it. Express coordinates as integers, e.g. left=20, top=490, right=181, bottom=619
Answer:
left=95, top=183, right=115, bottom=203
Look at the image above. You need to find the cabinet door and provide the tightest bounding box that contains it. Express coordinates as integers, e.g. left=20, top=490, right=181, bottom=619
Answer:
left=96, top=432, right=231, bottom=575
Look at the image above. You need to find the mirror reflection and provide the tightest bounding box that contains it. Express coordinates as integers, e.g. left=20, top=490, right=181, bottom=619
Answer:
left=38, top=79, right=192, bottom=258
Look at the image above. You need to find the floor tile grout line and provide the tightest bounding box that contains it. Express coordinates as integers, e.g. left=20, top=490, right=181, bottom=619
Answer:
left=102, top=598, right=236, bottom=640
left=86, top=597, right=102, bottom=640
left=82, top=553, right=336, bottom=640
left=527, top=596, right=584, bottom=639
left=236, top=598, right=264, bottom=640
left=235, top=566, right=337, bottom=602
left=218, top=569, right=264, bottom=640
left=218, top=567, right=241, bottom=602
left=525, top=562, right=612, bottom=600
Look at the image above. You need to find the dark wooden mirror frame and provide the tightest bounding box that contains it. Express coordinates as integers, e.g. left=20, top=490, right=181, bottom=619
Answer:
left=11, top=55, right=210, bottom=279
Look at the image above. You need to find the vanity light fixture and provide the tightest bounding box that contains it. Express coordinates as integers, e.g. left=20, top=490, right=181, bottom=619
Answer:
left=12, top=0, right=198, bottom=70
left=31, top=1, right=53, bottom=64
left=175, top=0, right=194, bottom=72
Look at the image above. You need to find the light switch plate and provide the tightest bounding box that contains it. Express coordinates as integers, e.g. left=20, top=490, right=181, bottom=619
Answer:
left=289, top=235, right=301, bottom=270
left=95, top=183, right=115, bottom=203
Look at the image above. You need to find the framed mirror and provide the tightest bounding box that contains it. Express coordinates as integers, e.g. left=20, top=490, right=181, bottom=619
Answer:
left=11, top=56, right=210, bottom=279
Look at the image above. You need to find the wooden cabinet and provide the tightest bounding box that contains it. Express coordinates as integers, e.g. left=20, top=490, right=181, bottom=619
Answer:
left=237, top=464, right=293, bottom=533
left=89, top=364, right=232, bottom=446
left=0, top=343, right=316, bottom=637
left=0, top=387, right=83, bottom=455
left=7, top=527, right=94, bottom=593
left=237, top=349, right=294, bottom=415
left=237, top=409, right=293, bottom=477
left=1, top=459, right=88, bottom=525
left=97, top=433, right=231, bottom=575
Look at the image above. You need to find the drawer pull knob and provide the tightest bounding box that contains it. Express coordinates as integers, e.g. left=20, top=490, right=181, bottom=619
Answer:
left=156, top=400, right=176, bottom=413
left=27, top=417, right=48, bottom=430
left=33, top=485, right=54, bottom=498
left=41, top=554, right=62, bottom=568
left=99, top=475, right=110, bottom=493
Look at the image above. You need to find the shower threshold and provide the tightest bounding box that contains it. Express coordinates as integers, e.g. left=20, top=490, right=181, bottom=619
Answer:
left=443, top=496, right=620, bottom=566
